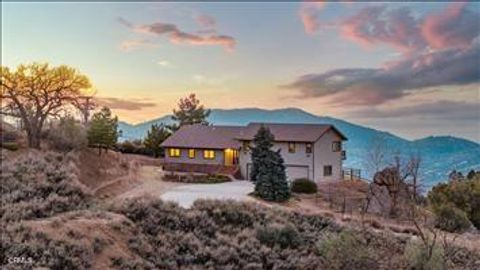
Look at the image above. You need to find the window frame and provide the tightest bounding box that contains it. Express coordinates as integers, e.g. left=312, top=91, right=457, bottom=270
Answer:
left=203, top=149, right=216, bottom=160
left=168, top=148, right=181, bottom=158
left=332, top=141, right=342, bottom=152
left=188, top=149, right=195, bottom=159
left=324, top=165, right=333, bottom=176
left=288, top=142, right=296, bottom=153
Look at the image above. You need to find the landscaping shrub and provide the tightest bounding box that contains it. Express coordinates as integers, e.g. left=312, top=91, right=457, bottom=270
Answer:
left=291, top=178, right=318, bottom=194
left=434, top=204, right=471, bottom=233
left=0, top=142, right=19, bottom=151
left=256, top=223, right=303, bottom=249
left=162, top=173, right=231, bottom=184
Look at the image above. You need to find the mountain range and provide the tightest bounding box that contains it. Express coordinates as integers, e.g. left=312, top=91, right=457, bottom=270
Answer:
left=118, top=108, right=480, bottom=188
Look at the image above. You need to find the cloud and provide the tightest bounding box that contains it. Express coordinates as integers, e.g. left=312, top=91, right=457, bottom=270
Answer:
left=349, top=100, right=480, bottom=121
left=422, top=2, right=479, bottom=50
left=118, top=16, right=236, bottom=51
left=95, top=97, right=157, bottom=111
left=157, top=60, right=170, bottom=67
left=299, top=2, right=326, bottom=34
left=196, top=14, right=216, bottom=28
left=283, top=43, right=480, bottom=105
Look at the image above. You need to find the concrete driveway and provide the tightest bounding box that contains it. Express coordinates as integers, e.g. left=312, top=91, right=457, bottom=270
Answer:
left=160, top=180, right=255, bottom=208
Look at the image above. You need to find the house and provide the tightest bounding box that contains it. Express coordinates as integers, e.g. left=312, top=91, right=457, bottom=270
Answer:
left=160, top=123, right=347, bottom=182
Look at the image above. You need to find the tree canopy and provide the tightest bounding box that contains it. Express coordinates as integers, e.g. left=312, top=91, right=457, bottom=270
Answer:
left=144, top=124, right=170, bottom=158
left=1, top=63, right=92, bottom=148
left=171, top=93, right=210, bottom=130
left=87, top=107, right=119, bottom=155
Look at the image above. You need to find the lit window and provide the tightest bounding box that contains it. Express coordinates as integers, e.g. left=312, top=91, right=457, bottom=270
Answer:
left=188, top=149, right=195, bottom=159
left=169, top=148, right=180, bottom=157
left=203, top=150, right=216, bottom=159
left=324, top=165, right=332, bottom=176
left=306, top=143, right=312, bottom=154
left=332, top=142, right=342, bottom=152
left=288, top=142, right=296, bottom=153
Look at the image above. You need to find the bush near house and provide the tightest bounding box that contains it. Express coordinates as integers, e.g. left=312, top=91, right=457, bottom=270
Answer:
left=163, top=173, right=231, bottom=184
left=291, top=178, right=318, bottom=194
left=1, top=142, right=19, bottom=151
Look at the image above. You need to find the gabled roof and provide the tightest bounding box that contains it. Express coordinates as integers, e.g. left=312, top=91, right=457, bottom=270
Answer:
left=161, top=124, right=243, bottom=149
left=236, top=122, right=347, bottom=142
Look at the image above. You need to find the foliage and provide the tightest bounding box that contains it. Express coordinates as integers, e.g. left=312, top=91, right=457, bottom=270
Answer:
left=163, top=173, right=231, bottom=184
left=87, top=107, right=119, bottom=154
left=404, top=239, right=446, bottom=270
left=291, top=178, right=318, bottom=194
left=250, top=126, right=290, bottom=202
left=255, top=223, right=303, bottom=249
left=434, top=204, right=471, bottom=233
left=1, top=142, right=19, bottom=151
left=143, top=124, right=170, bottom=157
left=0, top=152, right=91, bottom=223
left=428, top=173, right=480, bottom=229
left=1, top=63, right=91, bottom=148
left=317, top=230, right=376, bottom=270
left=116, top=139, right=152, bottom=156
left=46, top=115, right=87, bottom=152
left=171, top=93, right=210, bottom=130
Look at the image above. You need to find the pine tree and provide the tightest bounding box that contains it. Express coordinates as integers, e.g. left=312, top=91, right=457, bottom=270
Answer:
left=144, top=124, right=170, bottom=157
left=251, top=125, right=290, bottom=202
left=87, top=107, right=119, bottom=155
left=170, top=93, right=210, bottom=131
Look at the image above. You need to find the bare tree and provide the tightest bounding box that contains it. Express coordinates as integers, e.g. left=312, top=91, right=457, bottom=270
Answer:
left=1, top=63, right=91, bottom=148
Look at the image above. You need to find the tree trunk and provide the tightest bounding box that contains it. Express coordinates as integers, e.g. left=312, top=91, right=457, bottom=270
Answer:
left=26, top=127, right=41, bottom=149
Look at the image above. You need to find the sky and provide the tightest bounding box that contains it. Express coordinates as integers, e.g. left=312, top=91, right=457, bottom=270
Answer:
left=2, top=2, right=479, bottom=141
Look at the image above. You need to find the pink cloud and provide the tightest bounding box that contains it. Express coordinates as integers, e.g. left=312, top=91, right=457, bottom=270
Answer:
left=422, top=2, right=479, bottom=50
left=299, top=2, right=326, bottom=34
left=196, top=14, right=216, bottom=28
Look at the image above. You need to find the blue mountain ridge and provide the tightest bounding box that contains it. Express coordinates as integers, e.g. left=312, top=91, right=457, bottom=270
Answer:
left=118, top=108, right=480, bottom=188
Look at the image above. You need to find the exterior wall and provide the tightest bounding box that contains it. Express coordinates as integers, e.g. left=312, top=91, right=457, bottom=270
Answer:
left=239, top=142, right=314, bottom=181
left=312, top=130, right=343, bottom=182
left=164, top=148, right=225, bottom=165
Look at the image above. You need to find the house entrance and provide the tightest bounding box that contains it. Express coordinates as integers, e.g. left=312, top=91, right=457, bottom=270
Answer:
left=224, top=149, right=239, bottom=166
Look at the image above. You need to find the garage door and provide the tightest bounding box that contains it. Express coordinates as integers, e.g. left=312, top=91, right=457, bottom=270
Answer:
left=285, top=166, right=309, bottom=182
left=246, top=163, right=309, bottom=182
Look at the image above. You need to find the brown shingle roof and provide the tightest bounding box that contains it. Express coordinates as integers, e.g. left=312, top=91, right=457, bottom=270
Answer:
left=236, top=123, right=347, bottom=142
left=161, top=124, right=243, bottom=149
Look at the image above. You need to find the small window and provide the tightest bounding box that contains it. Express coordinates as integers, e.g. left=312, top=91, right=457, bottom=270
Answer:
left=332, top=142, right=342, bottom=152
left=203, top=150, right=216, bottom=159
left=341, top=150, right=346, bottom=160
left=288, top=142, right=296, bottom=153
left=324, top=165, right=332, bottom=176
left=306, top=143, right=312, bottom=154
left=243, top=141, right=249, bottom=153
left=169, top=148, right=180, bottom=157
left=188, top=149, right=195, bottom=159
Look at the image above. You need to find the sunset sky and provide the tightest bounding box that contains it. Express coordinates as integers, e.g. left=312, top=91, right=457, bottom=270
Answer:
left=2, top=2, right=479, bottom=141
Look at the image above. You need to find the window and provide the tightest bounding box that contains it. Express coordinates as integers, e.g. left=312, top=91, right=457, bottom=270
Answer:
left=306, top=143, right=312, bottom=154
left=341, top=150, right=346, bottom=160
left=243, top=141, right=249, bottom=153
left=324, top=165, right=332, bottom=176
left=332, top=141, right=342, bottom=152
left=188, top=149, right=195, bottom=159
left=168, top=148, right=180, bottom=157
left=288, top=142, right=296, bottom=153
left=203, top=150, right=216, bottom=159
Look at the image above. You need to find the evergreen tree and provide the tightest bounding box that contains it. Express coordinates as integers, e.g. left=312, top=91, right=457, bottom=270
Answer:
left=144, top=124, right=170, bottom=157
left=170, top=93, right=210, bottom=131
left=251, top=126, right=290, bottom=202
left=87, top=107, right=119, bottom=155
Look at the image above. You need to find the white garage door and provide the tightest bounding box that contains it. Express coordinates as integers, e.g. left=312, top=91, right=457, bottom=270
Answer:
left=285, top=166, right=309, bottom=182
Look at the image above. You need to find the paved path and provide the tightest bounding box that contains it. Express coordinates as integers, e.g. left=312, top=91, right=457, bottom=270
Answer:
left=161, top=181, right=255, bottom=208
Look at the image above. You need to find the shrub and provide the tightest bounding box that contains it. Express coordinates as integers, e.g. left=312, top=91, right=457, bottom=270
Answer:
left=316, top=230, right=376, bottom=270
left=434, top=204, right=471, bottom=233
left=291, top=178, right=318, bottom=194
left=1, top=142, right=19, bottom=151
left=46, top=116, right=87, bottom=152
left=404, top=239, right=446, bottom=270
left=256, top=223, right=303, bottom=249
left=162, top=173, right=231, bottom=184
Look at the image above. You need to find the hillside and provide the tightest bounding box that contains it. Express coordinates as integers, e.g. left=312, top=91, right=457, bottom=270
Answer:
left=118, top=108, right=480, bottom=188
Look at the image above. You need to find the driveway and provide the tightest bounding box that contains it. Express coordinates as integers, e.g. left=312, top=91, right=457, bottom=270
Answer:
left=160, top=180, right=255, bottom=208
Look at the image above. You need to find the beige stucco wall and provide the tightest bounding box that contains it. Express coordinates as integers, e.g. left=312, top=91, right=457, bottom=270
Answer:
left=164, top=148, right=225, bottom=165
left=313, top=130, right=343, bottom=182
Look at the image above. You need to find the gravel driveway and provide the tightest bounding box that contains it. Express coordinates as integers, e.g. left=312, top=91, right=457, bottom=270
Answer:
left=160, top=180, right=255, bottom=208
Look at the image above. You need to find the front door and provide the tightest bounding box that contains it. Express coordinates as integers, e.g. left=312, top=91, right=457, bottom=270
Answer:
left=224, top=149, right=238, bottom=166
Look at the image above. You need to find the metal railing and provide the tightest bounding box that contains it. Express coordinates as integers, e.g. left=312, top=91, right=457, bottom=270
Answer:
left=342, top=167, right=361, bottom=181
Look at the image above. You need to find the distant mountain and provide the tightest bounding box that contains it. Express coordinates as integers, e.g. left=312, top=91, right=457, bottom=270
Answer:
left=118, top=108, right=480, bottom=188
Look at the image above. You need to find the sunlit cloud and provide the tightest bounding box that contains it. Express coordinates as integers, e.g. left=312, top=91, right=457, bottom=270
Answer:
left=95, top=97, right=157, bottom=111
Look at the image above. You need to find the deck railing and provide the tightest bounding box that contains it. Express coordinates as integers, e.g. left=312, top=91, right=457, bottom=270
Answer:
left=342, top=167, right=361, bottom=181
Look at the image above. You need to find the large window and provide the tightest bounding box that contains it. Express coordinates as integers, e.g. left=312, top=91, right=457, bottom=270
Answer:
left=203, top=150, right=216, bottom=159
left=288, top=142, right=296, bottom=153
left=306, top=143, right=312, bottom=154
left=188, top=149, right=195, bottom=159
left=324, top=165, right=332, bottom=176
left=168, top=148, right=181, bottom=157
left=332, top=141, right=342, bottom=152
